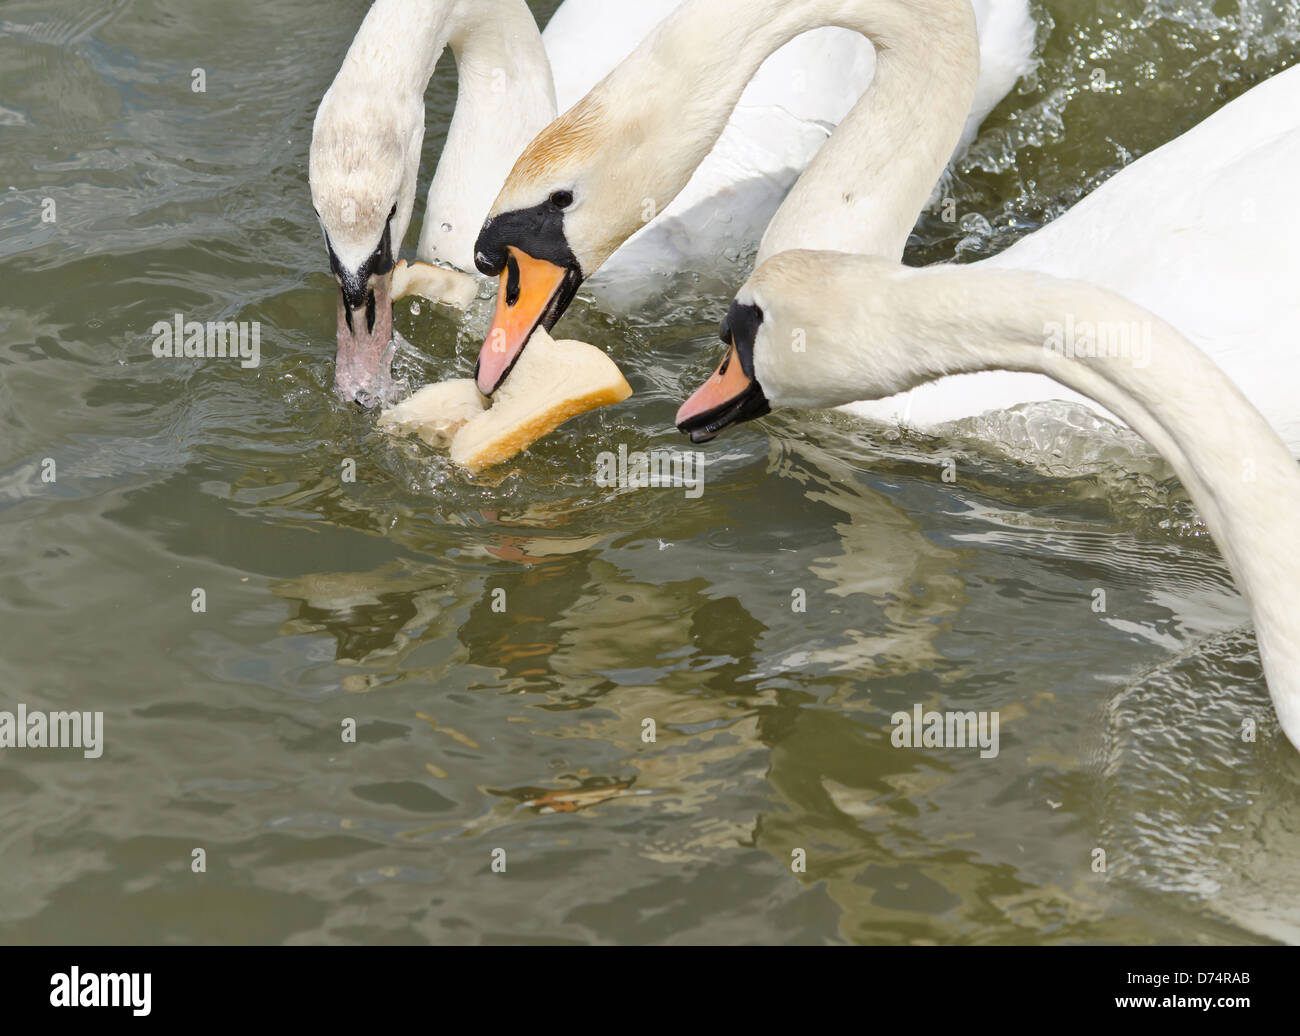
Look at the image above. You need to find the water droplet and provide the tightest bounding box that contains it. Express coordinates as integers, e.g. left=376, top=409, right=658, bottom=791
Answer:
left=410, top=302, right=421, bottom=316
left=440, top=222, right=452, bottom=233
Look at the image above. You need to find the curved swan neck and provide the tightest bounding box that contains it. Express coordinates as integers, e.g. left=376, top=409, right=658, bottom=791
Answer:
left=329, top=0, right=449, bottom=101
left=317, top=0, right=554, bottom=272
left=329, top=0, right=550, bottom=111
left=826, top=260, right=1300, bottom=743
left=757, top=1, right=979, bottom=262
left=561, top=0, right=978, bottom=269
left=420, top=0, right=557, bottom=271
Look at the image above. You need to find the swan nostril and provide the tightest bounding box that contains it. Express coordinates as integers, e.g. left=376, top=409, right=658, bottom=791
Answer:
left=365, top=289, right=377, bottom=334
left=505, top=254, right=521, bottom=307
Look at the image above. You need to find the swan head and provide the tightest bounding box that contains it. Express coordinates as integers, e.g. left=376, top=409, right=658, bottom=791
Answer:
left=309, top=87, right=422, bottom=407
left=675, top=297, right=773, bottom=444
left=471, top=93, right=668, bottom=395
left=677, top=250, right=920, bottom=441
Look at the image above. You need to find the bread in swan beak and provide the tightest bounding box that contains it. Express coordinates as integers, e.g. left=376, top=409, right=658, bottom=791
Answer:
left=390, top=260, right=478, bottom=311
left=377, top=378, right=488, bottom=449
left=379, top=327, right=631, bottom=472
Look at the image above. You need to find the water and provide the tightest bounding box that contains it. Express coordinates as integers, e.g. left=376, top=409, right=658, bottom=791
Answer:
left=2, top=0, right=1299, bottom=945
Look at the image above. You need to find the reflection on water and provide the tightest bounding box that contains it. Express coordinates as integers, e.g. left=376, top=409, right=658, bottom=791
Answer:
left=1, top=0, right=1299, bottom=944
left=1100, top=628, right=1300, bottom=943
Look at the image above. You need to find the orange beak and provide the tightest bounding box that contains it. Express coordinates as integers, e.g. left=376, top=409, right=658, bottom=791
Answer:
left=475, top=247, right=573, bottom=396
left=676, top=344, right=771, bottom=443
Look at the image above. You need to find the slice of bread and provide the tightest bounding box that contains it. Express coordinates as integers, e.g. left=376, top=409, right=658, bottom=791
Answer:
left=391, top=260, right=477, bottom=311
left=451, top=329, right=632, bottom=472
left=377, top=378, right=487, bottom=448
left=377, top=329, right=632, bottom=471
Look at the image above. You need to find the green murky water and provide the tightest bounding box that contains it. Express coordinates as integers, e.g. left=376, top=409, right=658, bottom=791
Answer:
left=2, top=0, right=1299, bottom=945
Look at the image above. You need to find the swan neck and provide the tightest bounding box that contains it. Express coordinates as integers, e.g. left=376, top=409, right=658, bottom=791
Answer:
left=336, top=0, right=452, bottom=97
left=421, top=0, right=557, bottom=270
left=335, top=0, right=551, bottom=103
left=892, top=266, right=1300, bottom=744
left=444, top=0, right=554, bottom=84
left=758, top=0, right=980, bottom=261
left=610, top=0, right=977, bottom=239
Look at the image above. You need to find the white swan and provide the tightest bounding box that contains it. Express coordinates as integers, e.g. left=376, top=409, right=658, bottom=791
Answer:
left=309, top=0, right=556, bottom=405
left=836, top=62, right=1300, bottom=454
left=674, top=249, right=1300, bottom=751
left=310, top=0, right=1035, bottom=404
left=472, top=0, right=988, bottom=395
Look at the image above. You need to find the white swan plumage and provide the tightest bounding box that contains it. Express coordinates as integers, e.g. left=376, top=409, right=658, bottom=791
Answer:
left=674, top=249, right=1300, bottom=751
left=839, top=62, right=1300, bottom=455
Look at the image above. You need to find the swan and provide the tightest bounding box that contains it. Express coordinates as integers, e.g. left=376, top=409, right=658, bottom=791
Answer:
left=471, top=0, right=987, bottom=396
left=674, top=249, right=1300, bottom=752
left=309, top=0, right=556, bottom=405
left=310, top=0, right=1035, bottom=405
left=834, top=62, right=1300, bottom=454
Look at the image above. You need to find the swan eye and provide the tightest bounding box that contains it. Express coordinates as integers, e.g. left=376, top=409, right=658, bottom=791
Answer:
left=550, top=190, right=574, bottom=210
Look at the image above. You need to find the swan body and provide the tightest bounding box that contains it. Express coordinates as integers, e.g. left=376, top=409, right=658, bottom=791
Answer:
left=839, top=63, right=1300, bottom=454
left=676, top=249, right=1300, bottom=750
